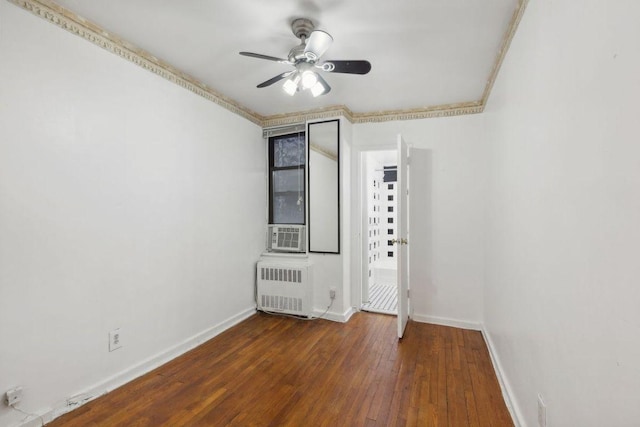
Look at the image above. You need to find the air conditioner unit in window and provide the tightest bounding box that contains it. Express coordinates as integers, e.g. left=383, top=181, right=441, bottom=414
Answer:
left=267, top=224, right=306, bottom=253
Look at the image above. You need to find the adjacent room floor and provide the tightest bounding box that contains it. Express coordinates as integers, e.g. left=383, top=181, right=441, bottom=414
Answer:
left=48, top=312, right=513, bottom=426
left=362, top=283, right=398, bottom=315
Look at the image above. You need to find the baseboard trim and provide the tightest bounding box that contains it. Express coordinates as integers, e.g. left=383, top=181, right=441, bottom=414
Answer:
left=25, top=307, right=257, bottom=427
left=313, top=306, right=356, bottom=323
left=412, top=313, right=482, bottom=331
left=481, top=326, right=525, bottom=427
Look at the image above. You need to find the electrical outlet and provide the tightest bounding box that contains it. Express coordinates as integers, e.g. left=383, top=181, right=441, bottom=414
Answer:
left=537, top=394, right=547, bottom=427
left=5, top=387, right=23, bottom=406
left=329, top=287, right=336, bottom=299
left=109, top=328, right=122, bottom=352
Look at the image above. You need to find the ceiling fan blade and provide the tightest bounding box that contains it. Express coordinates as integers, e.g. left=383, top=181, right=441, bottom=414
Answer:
left=321, top=60, right=372, bottom=75
left=304, top=30, right=333, bottom=60
left=239, top=51, right=291, bottom=64
left=257, top=71, right=294, bottom=88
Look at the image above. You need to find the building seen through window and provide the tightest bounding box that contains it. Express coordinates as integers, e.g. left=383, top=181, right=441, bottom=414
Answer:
left=269, top=133, right=306, bottom=224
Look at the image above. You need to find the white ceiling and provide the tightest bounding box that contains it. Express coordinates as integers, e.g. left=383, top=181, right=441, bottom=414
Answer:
left=51, top=0, right=519, bottom=118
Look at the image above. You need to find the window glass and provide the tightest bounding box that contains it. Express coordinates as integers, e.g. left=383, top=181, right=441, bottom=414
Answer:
left=274, top=136, right=305, bottom=167
left=272, top=169, right=305, bottom=224
left=269, top=133, right=305, bottom=224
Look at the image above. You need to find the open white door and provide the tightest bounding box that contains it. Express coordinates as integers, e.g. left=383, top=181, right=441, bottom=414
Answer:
left=397, top=135, right=409, bottom=338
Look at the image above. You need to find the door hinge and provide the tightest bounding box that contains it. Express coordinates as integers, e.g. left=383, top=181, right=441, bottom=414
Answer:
left=407, top=289, right=410, bottom=298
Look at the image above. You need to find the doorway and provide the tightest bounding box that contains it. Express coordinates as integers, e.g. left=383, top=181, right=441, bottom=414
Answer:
left=361, top=150, right=398, bottom=315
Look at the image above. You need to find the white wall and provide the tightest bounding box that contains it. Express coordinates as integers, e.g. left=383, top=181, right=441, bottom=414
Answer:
left=0, top=3, right=264, bottom=426
left=353, top=116, right=486, bottom=327
left=483, top=1, right=640, bottom=425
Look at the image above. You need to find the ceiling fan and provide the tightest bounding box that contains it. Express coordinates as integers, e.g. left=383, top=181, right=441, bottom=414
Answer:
left=239, top=18, right=371, bottom=97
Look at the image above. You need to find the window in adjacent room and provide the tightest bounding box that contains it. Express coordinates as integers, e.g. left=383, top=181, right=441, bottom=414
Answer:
left=269, top=132, right=306, bottom=224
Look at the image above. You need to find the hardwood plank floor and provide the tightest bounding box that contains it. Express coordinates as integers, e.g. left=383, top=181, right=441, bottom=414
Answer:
left=49, top=312, right=513, bottom=426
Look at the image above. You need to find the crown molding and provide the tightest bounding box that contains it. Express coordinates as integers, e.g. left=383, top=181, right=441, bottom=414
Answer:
left=352, top=101, right=484, bottom=123
left=9, top=0, right=527, bottom=128
left=481, top=0, right=530, bottom=105
left=262, top=105, right=354, bottom=128
left=8, top=0, right=265, bottom=126
left=260, top=101, right=485, bottom=127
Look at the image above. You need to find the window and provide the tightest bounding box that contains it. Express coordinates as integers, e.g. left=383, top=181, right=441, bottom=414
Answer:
left=387, top=229, right=393, bottom=235
left=388, top=206, right=393, bottom=212
left=388, top=240, right=393, bottom=246
left=388, top=218, right=394, bottom=224
left=269, top=133, right=305, bottom=224
left=388, top=251, right=394, bottom=257
left=388, top=195, right=394, bottom=201
left=388, top=183, right=394, bottom=190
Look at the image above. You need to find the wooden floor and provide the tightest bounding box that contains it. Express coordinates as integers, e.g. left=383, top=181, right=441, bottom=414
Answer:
left=49, top=312, right=513, bottom=426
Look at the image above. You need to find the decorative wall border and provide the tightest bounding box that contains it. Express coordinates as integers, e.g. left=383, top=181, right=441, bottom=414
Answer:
left=481, top=0, right=530, bottom=105
left=8, top=0, right=528, bottom=127
left=262, top=105, right=354, bottom=128
left=352, top=101, right=484, bottom=123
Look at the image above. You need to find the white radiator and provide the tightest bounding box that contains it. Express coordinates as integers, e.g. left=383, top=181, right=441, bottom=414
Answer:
left=257, top=261, right=313, bottom=317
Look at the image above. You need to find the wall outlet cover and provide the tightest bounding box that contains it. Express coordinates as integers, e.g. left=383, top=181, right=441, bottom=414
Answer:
left=5, top=387, right=23, bottom=406
left=109, top=328, right=122, bottom=352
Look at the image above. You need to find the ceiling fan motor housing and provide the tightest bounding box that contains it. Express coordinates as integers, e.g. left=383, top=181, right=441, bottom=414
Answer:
left=291, top=18, right=314, bottom=40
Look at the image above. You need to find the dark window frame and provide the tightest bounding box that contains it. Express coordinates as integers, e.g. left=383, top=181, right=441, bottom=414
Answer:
left=268, top=132, right=306, bottom=225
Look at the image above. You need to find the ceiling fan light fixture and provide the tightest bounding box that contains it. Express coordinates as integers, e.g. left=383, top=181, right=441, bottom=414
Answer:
left=283, top=73, right=300, bottom=96
left=310, top=81, right=326, bottom=97
left=304, top=30, right=333, bottom=60
left=310, top=75, right=331, bottom=97
left=300, top=70, right=319, bottom=89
